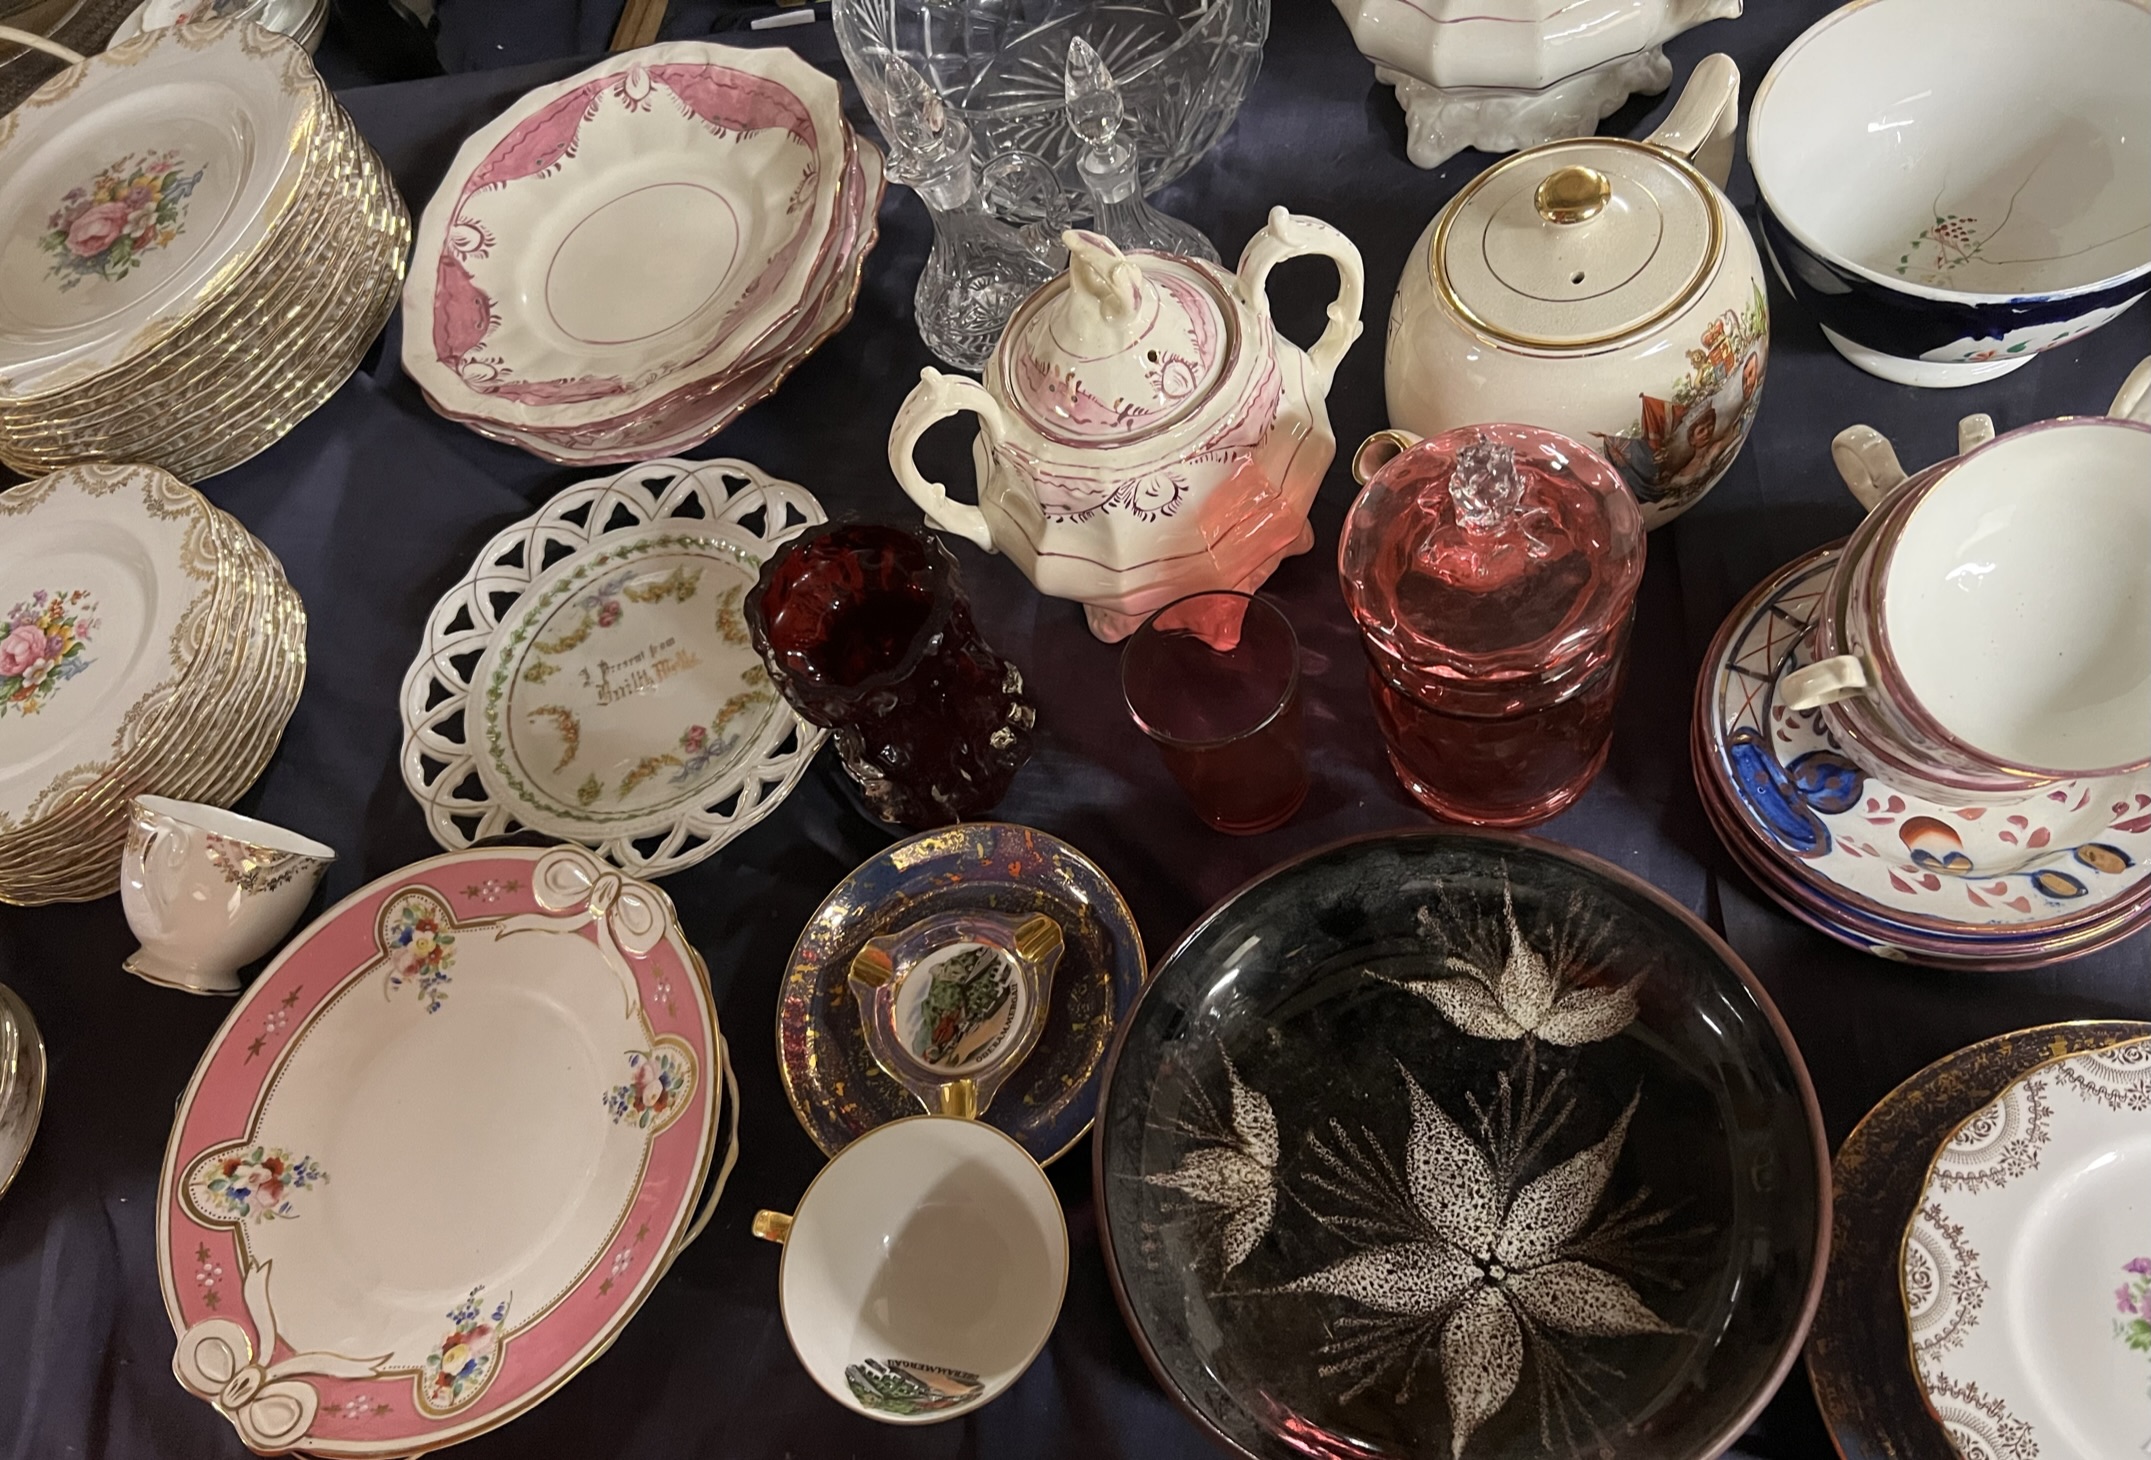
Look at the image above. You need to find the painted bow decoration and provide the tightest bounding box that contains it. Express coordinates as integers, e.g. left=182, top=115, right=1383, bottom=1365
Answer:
left=172, top=1259, right=388, bottom=1452
left=492, top=846, right=667, bottom=1016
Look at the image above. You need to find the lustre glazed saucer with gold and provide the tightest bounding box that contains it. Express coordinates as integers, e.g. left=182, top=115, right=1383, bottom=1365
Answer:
left=779, top=822, right=1145, bottom=1166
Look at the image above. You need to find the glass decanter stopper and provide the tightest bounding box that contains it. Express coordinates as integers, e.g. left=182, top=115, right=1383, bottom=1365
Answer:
left=1063, top=36, right=1219, bottom=264
left=883, top=56, right=1064, bottom=371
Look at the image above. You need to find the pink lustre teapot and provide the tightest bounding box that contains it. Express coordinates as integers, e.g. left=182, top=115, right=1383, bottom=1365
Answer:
left=888, top=210, right=1365, bottom=641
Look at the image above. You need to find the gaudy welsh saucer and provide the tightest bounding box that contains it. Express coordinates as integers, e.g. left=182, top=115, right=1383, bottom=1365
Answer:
left=779, top=822, right=1145, bottom=1166
left=1694, top=544, right=2151, bottom=964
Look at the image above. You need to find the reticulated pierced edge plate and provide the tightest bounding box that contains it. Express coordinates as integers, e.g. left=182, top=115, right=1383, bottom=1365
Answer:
left=155, top=845, right=737, bottom=1457
left=1806, top=1021, right=2151, bottom=1460
left=1902, top=1035, right=2151, bottom=1459
left=398, top=457, right=825, bottom=877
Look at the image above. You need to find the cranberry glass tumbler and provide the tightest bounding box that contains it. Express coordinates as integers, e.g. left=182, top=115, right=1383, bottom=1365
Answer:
left=1121, top=592, right=1308, bottom=835
left=1339, top=424, right=1644, bottom=826
left=747, top=523, right=1035, bottom=829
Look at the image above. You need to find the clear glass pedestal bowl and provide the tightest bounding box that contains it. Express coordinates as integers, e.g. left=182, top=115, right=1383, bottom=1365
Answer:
left=835, top=0, right=1268, bottom=224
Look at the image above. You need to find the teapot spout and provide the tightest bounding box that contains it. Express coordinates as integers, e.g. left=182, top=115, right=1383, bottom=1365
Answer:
left=1354, top=429, right=1421, bottom=485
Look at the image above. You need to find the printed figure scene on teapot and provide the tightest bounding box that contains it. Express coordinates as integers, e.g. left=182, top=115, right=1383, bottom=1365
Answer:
left=1710, top=553, right=2151, bottom=925
left=1593, top=282, right=1766, bottom=513
left=486, top=534, right=782, bottom=823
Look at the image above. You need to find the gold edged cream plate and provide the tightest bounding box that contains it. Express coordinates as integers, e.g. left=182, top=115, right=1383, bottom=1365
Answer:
left=1807, top=1020, right=2151, bottom=1460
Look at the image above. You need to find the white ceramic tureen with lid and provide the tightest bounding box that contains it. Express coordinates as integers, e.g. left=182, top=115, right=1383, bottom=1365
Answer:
left=1385, top=55, right=1766, bottom=529
left=1332, top=0, right=1744, bottom=168
left=889, top=210, right=1364, bottom=641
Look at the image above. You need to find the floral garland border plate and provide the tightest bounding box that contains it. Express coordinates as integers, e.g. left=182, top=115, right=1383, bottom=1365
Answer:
left=1094, top=829, right=1828, bottom=1460
left=1903, top=1036, right=2151, bottom=1459
left=399, top=457, right=826, bottom=877
left=1696, top=544, right=2151, bottom=940
left=156, top=845, right=735, bottom=1457
left=1806, top=1021, right=2151, bottom=1460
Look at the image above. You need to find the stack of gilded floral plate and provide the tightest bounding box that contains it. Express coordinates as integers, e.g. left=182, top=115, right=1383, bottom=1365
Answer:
left=0, top=462, right=305, bottom=903
left=0, top=20, right=409, bottom=482
left=401, top=43, right=881, bottom=466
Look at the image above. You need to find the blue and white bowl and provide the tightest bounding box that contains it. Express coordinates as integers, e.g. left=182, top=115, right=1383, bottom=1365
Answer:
left=1748, top=0, right=2151, bottom=388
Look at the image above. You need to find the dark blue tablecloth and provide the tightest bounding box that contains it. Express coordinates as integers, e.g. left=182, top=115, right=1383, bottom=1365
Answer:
left=3, top=2, right=2147, bottom=1456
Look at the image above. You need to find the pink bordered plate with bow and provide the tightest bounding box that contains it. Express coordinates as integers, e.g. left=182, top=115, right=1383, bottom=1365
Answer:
left=401, top=42, right=845, bottom=434
left=156, top=845, right=736, bottom=1456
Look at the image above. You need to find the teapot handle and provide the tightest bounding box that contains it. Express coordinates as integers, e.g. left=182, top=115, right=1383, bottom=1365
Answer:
left=1234, top=206, right=1366, bottom=395
left=1645, top=53, right=1739, bottom=189
left=887, top=369, right=1004, bottom=553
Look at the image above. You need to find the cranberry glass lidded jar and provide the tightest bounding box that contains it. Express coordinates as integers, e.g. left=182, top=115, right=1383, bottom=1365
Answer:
left=1339, top=422, right=1644, bottom=826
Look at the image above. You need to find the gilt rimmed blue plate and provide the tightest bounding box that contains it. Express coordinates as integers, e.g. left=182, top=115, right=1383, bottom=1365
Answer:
left=1094, top=829, right=1828, bottom=1460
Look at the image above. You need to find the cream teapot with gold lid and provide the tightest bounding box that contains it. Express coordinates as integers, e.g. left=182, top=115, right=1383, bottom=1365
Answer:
left=1385, top=55, right=1768, bottom=529
left=889, top=210, right=1365, bottom=641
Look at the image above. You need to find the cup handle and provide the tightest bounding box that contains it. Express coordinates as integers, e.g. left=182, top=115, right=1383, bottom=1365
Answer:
left=1957, top=414, right=1995, bottom=455
left=888, top=369, right=1004, bottom=553
left=1781, top=655, right=1869, bottom=711
left=751, top=1210, right=792, bottom=1243
left=2109, top=355, right=2151, bottom=423
left=1645, top=53, right=1739, bottom=189
left=1830, top=426, right=1907, bottom=514
left=127, top=810, right=185, bottom=920
left=1234, top=206, right=1366, bottom=394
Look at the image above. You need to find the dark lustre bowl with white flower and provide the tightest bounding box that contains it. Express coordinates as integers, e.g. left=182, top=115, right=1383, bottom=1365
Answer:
left=1094, top=829, right=1828, bottom=1460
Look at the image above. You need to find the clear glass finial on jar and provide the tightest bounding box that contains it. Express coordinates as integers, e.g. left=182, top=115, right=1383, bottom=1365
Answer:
left=1338, top=422, right=1644, bottom=826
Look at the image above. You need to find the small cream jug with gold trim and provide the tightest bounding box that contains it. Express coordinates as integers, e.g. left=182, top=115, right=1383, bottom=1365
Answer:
left=1384, top=54, right=1767, bottom=530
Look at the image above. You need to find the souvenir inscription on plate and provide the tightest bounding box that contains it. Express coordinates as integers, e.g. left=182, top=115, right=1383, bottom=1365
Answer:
left=484, top=527, right=781, bottom=825
left=1101, top=834, right=1824, bottom=1460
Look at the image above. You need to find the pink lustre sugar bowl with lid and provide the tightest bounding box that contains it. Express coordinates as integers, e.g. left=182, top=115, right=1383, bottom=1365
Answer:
left=888, top=210, right=1365, bottom=642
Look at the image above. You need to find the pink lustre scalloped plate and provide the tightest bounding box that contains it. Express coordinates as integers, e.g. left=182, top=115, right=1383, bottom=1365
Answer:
left=402, top=42, right=845, bottom=433
left=155, top=845, right=726, bottom=1456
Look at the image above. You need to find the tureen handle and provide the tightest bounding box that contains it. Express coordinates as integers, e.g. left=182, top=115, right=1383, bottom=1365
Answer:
left=1644, top=52, right=1739, bottom=188
left=888, top=369, right=1004, bottom=553
left=1233, top=207, right=1366, bottom=395
left=2111, top=356, right=2151, bottom=423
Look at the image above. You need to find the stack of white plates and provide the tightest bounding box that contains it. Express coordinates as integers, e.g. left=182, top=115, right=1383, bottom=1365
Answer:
left=0, top=462, right=305, bottom=904
left=402, top=43, right=881, bottom=466
left=0, top=20, right=408, bottom=482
